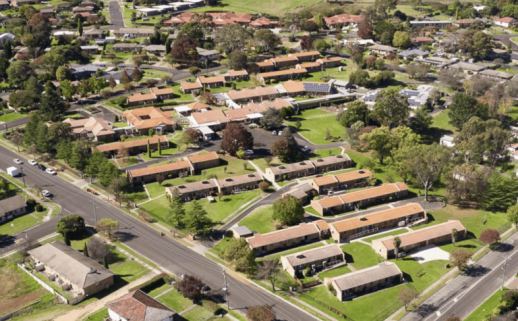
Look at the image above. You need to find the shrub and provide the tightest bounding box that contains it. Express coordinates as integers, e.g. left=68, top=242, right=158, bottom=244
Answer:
left=303, top=267, right=312, bottom=277
left=328, top=283, right=336, bottom=295
left=259, top=181, right=270, bottom=192
left=26, top=198, right=36, bottom=206
left=35, top=204, right=44, bottom=212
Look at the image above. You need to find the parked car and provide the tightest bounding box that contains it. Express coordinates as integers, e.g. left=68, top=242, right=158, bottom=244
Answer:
left=13, top=158, right=22, bottom=164
left=28, top=159, right=38, bottom=166
left=42, top=190, right=52, bottom=197
left=278, top=131, right=283, bottom=136
left=271, top=130, right=277, bottom=135
left=37, top=164, right=46, bottom=171
left=301, top=146, right=310, bottom=152
left=245, top=149, right=254, bottom=156
left=45, top=168, right=56, bottom=175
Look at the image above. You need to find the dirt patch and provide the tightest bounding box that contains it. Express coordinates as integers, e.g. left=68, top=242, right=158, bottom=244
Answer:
left=0, top=289, right=47, bottom=315
left=0, top=266, right=18, bottom=299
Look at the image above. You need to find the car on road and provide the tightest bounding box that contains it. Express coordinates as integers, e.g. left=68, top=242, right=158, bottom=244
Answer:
left=301, top=146, right=310, bottom=153
left=13, top=158, right=23, bottom=164
left=245, top=149, right=254, bottom=156
left=37, top=164, right=46, bottom=171
left=45, top=168, right=56, bottom=175
left=278, top=131, right=283, bottom=136
left=41, top=190, right=52, bottom=197
left=271, top=130, right=277, bottom=135
left=28, top=160, right=38, bottom=166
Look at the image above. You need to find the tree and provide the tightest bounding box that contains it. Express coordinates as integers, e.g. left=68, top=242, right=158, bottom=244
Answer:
left=406, top=63, right=429, bottom=81
left=131, top=67, right=143, bottom=84
left=360, top=126, right=392, bottom=164
left=374, top=0, right=398, bottom=19
left=257, top=259, right=282, bottom=292
left=87, top=237, right=112, bottom=262
left=439, top=69, right=463, bottom=91
left=171, top=36, right=198, bottom=65
left=60, top=79, right=77, bottom=100
left=449, top=93, right=488, bottom=130
left=221, top=123, right=254, bottom=155
left=215, top=24, right=250, bottom=54
left=410, top=105, right=433, bottom=134
left=228, top=50, right=247, bottom=70
left=56, top=215, right=85, bottom=239
left=349, top=70, right=371, bottom=87
left=178, top=22, right=205, bottom=45
left=302, top=20, right=318, bottom=33
left=260, top=108, right=283, bottom=130
left=56, top=65, right=71, bottom=81
left=358, top=22, right=374, bottom=39
left=247, top=305, right=276, bottom=321
left=109, top=76, right=116, bottom=90
left=482, top=173, right=518, bottom=212
left=398, top=287, right=419, bottom=311
left=450, top=249, right=473, bottom=271
left=10, top=132, right=22, bottom=152
left=313, top=39, right=330, bottom=51
left=254, top=29, right=281, bottom=52
left=77, top=19, right=83, bottom=36
left=222, top=238, right=256, bottom=274
left=445, top=164, right=490, bottom=207
left=3, top=40, right=13, bottom=60
left=272, top=195, right=304, bottom=226
left=337, top=101, right=370, bottom=128
left=300, top=35, right=313, bottom=51
left=393, top=236, right=402, bottom=260
left=83, top=243, right=89, bottom=257
left=392, top=31, right=410, bottom=48
left=165, top=37, right=172, bottom=55
left=459, top=30, right=493, bottom=59
left=95, top=218, right=119, bottom=239
left=479, top=229, right=500, bottom=249
left=451, top=229, right=458, bottom=247
left=507, top=205, right=518, bottom=228
left=181, top=128, right=202, bottom=148
left=120, top=70, right=131, bottom=85
left=7, top=61, right=33, bottom=87
left=178, top=275, right=203, bottom=301
left=185, top=200, right=213, bottom=236
left=168, top=188, right=185, bottom=227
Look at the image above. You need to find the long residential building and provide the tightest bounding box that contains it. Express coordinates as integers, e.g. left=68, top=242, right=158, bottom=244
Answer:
left=308, top=169, right=373, bottom=194
left=310, top=182, right=408, bottom=215
left=329, top=203, right=427, bottom=241
left=324, top=262, right=403, bottom=301
left=247, top=223, right=322, bottom=255
left=264, top=155, right=352, bottom=182
left=281, top=244, right=345, bottom=278
left=94, top=135, right=168, bottom=156
left=127, top=161, right=193, bottom=184
left=372, top=220, right=467, bottom=259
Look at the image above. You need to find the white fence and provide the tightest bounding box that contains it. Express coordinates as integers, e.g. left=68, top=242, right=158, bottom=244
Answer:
left=17, top=263, right=69, bottom=304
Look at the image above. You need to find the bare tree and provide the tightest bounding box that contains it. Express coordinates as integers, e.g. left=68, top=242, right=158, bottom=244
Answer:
left=450, top=249, right=472, bottom=271
left=256, top=259, right=282, bottom=292
left=87, top=237, right=112, bottom=262
left=398, top=287, right=419, bottom=311
left=439, top=69, right=463, bottom=91
left=10, top=132, right=23, bottom=152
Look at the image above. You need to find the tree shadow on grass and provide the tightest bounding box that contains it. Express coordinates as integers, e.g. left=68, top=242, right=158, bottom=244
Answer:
left=0, top=234, right=16, bottom=249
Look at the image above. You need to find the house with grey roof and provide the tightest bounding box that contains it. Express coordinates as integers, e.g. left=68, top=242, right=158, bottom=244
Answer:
left=281, top=244, right=345, bottom=278
left=399, top=85, right=436, bottom=109
left=144, top=45, right=166, bottom=56
left=0, top=33, right=15, bottom=45
left=368, top=44, right=397, bottom=55
left=70, top=64, right=104, bottom=80
left=0, top=0, right=10, bottom=10
left=0, top=195, right=27, bottom=224
left=398, top=49, right=429, bottom=60
left=448, top=62, right=487, bottom=74
left=479, top=69, right=514, bottom=81
left=28, top=241, right=115, bottom=298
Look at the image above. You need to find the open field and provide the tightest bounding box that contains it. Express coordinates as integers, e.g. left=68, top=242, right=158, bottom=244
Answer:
left=190, top=0, right=323, bottom=15
left=287, top=115, right=344, bottom=145
left=238, top=205, right=276, bottom=234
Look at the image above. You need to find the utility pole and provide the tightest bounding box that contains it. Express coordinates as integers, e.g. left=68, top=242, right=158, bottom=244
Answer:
left=20, top=166, right=25, bottom=187
left=222, top=270, right=229, bottom=310
left=92, top=198, right=98, bottom=223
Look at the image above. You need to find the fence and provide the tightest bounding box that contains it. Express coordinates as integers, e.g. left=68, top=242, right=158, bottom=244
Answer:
left=17, top=263, right=72, bottom=305
left=0, top=299, right=42, bottom=321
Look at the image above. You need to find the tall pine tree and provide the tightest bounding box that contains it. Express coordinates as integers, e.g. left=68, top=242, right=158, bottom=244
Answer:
left=40, top=81, right=68, bottom=121
left=168, top=188, right=185, bottom=227
left=185, top=199, right=213, bottom=236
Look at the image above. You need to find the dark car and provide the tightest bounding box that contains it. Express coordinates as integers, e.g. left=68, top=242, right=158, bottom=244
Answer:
left=37, top=164, right=46, bottom=171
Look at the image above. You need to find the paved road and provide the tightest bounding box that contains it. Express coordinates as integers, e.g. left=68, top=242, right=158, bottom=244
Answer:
left=403, top=232, right=518, bottom=321
left=109, top=0, right=124, bottom=29
left=0, top=146, right=315, bottom=321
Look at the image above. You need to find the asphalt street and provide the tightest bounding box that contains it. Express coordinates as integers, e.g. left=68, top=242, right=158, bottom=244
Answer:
left=403, top=232, right=518, bottom=321
left=109, top=0, right=124, bottom=29
left=0, top=146, right=316, bottom=321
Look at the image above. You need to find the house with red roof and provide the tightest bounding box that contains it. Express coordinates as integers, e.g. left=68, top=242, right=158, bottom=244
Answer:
left=106, top=290, right=177, bottom=321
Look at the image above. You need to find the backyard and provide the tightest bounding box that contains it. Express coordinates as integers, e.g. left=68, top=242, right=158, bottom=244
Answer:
left=238, top=205, right=276, bottom=234
left=286, top=110, right=345, bottom=145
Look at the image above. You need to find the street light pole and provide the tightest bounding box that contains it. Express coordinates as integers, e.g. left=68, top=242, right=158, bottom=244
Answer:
left=222, top=270, right=229, bottom=310
left=92, top=198, right=98, bottom=223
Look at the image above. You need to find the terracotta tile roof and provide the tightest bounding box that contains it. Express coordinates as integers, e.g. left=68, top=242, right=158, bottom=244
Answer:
left=187, top=151, right=219, bottom=164
left=335, top=169, right=373, bottom=183
left=323, top=14, right=364, bottom=25
left=337, top=182, right=408, bottom=204
left=191, top=109, right=230, bottom=125
left=180, top=82, right=203, bottom=91
left=331, top=203, right=425, bottom=233
left=256, top=61, right=274, bottom=67
left=379, top=220, right=466, bottom=250
left=289, top=51, right=320, bottom=58
left=313, top=219, right=330, bottom=231
left=311, top=175, right=338, bottom=187
left=105, top=290, right=176, bottom=321
left=186, top=102, right=210, bottom=110
left=282, top=80, right=306, bottom=94
left=197, top=76, right=226, bottom=84
left=151, top=87, right=174, bottom=96
left=260, top=68, right=308, bottom=79
left=128, top=160, right=191, bottom=178
left=227, top=69, right=248, bottom=77
left=245, top=98, right=290, bottom=113
left=63, top=117, right=114, bottom=137
left=121, top=107, right=175, bottom=130
left=127, top=92, right=157, bottom=103
left=224, top=108, right=252, bottom=121
left=317, top=195, right=344, bottom=208
left=317, top=57, right=342, bottom=63
left=247, top=223, right=319, bottom=248
left=495, top=16, right=515, bottom=23
left=270, top=56, right=299, bottom=63
left=95, top=135, right=167, bottom=153
left=330, top=262, right=401, bottom=291
left=227, top=86, right=279, bottom=101
left=298, top=62, right=321, bottom=68
left=412, top=37, right=433, bottom=43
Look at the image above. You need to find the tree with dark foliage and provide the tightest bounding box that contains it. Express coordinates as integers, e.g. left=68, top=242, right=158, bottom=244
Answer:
left=358, top=21, right=374, bottom=39
left=479, top=229, right=500, bottom=249
left=171, top=36, right=198, bottom=65
left=221, top=123, right=254, bottom=155
left=247, top=305, right=276, bottom=321
left=178, top=275, right=204, bottom=301
left=300, top=35, right=313, bottom=51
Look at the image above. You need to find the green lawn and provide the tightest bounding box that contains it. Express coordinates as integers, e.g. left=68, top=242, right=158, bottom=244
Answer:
left=287, top=115, right=345, bottom=145
left=340, top=242, right=383, bottom=270
left=111, top=260, right=150, bottom=283
left=140, top=144, right=180, bottom=162
left=317, top=265, right=352, bottom=281
left=298, top=108, right=332, bottom=117
left=0, top=211, right=45, bottom=236
left=310, top=148, right=342, bottom=159
left=113, top=122, right=128, bottom=128
left=142, top=69, right=172, bottom=79
left=84, top=308, right=109, bottom=321
left=181, top=305, right=215, bottom=321
left=362, top=229, right=409, bottom=243
left=258, top=242, right=325, bottom=262
left=157, top=288, right=193, bottom=312
left=190, top=0, right=322, bottom=14
left=238, top=205, right=276, bottom=234
left=124, top=185, right=149, bottom=204
left=392, top=258, right=449, bottom=292
left=464, top=289, right=506, bottom=321
left=431, top=109, right=455, bottom=134
left=252, top=156, right=287, bottom=171
left=0, top=113, right=27, bottom=122
left=305, top=206, right=321, bottom=216
left=140, top=190, right=261, bottom=227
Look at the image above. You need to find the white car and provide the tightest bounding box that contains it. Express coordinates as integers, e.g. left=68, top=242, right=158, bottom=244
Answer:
left=42, top=190, right=52, bottom=197
left=28, top=160, right=38, bottom=166
left=46, top=168, right=56, bottom=175
left=13, top=158, right=23, bottom=164
left=301, top=146, right=310, bottom=152
left=271, top=130, right=277, bottom=135
left=278, top=131, right=283, bottom=136
left=244, top=149, right=254, bottom=156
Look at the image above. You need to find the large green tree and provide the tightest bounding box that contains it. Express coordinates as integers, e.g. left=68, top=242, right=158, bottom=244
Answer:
left=185, top=199, right=213, bottom=236
left=372, top=89, right=409, bottom=128
left=168, top=188, right=186, bottom=227
left=337, top=101, right=370, bottom=127
left=272, top=195, right=304, bottom=226
left=449, top=93, right=488, bottom=130
left=40, top=81, right=68, bottom=121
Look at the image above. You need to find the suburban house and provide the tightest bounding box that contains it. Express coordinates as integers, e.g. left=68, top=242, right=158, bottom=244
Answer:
left=398, top=49, right=429, bottom=60
left=448, top=62, right=487, bottom=74
left=296, top=62, right=322, bottom=73
left=217, top=172, right=263, bottom=194
left=114, top=28, right=155, bottom=38
left=126, top=87, right=175, bottom=106
left=253, top=60, right=275, bottom=72
left=80, top=45, right=100, bottom=55
left=247, top=223, right=321, bottom=255
left=398, top=85, right=436, bottom=109
left=166, top=179, right=219, bottom=202
left=113, top=43, right=143, bottom=52
left=11, top=0, right=36, bottom=7
left=70, top=64, right=104, bottom=80
left=281, top=80, right=333, bottom=97
left=0, top=1, right=10, bottom=10
left=372, top=220, right=467, bottom=259
left=440, top=135, right=455, bottom=148
left=479, top=69, right=514, bottom=81
left=288, top=51, right=321, bottom=62
left=83, top=28, right=104, bottom=39
left=188, top=109, right=231, bottom=131
left=226, top=86, right=279, bottom=104
left=324, top=262, right=403, bottom=301
left=174, top=102, right=211, bottom=116
left=180, top=82, right=203, bottom=94
left=455, top=19, right=474, bottom=28
left=39, top=7, right=55, bottom=16
left=281, top=244, right=345, bottom=278
left=312, top=155, right=352, bottom=173
left=186, top=152, right=220, bottom=171
left=223, top=69, right=249, bottom=81
left=493, top=16, right=516, bottom=28
left=197, top=48, right=220, bottom=64
left=410, top=21, right=452, bottom=28
left=120, top=107, right=175, bottom=135
left=329, top=203, right=427, bottom=241
left=0, top=33, right=15, bottom=45
left=269, top=56, right=299, bottom=68
left=316, top=57, right=343, bottom=68
left=63, top=117, right=115, bottom=142
left=28, top=241, right=115, bottom=298
left=127, top=161, right=192, bottom=184
left=106, top=290, right=177, bottom=321
left=250, top=16, right=279, bottom=28
left=197, top=76, right=226, bottom=88
left=411, top=36, right=433, bottom=46
left=310, top=182, right=409, bottom=216
left=264, top=155, right=352, bottom=182
left=368, top=44, right=397, bottom=56
left=308, top=169, right=373, bottom=194
left=143, top=45, right=166, bottom=56
left=259, top=68, right=308, bottom=83
left=0, top=195, right=27, bottom=224
left=94, top=135, right=168, bottom=156
left=321, top=13, right=364, bottom=28
left=244, top=99, right=291, bottom=113
left=283, top=183, right=315, bottom=204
